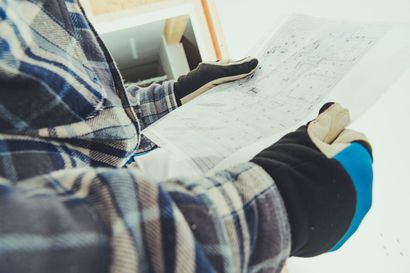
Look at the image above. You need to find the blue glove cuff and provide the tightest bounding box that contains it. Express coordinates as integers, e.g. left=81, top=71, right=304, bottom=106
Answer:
left=330, top=142, right=373, bottom=251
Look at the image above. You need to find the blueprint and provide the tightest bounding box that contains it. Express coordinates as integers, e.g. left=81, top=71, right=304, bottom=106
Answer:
left=143, top=14, right=391, bottom=174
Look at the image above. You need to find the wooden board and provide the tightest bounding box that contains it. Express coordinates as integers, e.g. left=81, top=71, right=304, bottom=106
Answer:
left=88, top=0, right=166, bottom=15
left=163, top=15, right=190, bottom=45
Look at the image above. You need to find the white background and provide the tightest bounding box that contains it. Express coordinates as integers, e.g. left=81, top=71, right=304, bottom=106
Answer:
left=214, top=1, right=410, bottom=272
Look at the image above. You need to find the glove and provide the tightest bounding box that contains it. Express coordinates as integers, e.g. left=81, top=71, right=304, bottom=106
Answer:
left=251, top=103, right=373, bottom=257
left=173, top=57, right=258, bottom=105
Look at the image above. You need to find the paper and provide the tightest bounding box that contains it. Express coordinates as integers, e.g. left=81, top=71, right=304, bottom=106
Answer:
left=142, top=14, right=408, bottom=176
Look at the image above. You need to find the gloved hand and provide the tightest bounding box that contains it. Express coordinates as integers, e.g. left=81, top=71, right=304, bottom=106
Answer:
left=173, top=57, right=258, bottom=105
left=251, top=103, right=373, bottom=257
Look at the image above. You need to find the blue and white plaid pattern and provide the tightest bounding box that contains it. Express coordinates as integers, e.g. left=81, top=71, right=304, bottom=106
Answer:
left=0, top=1, right=291, bottom=272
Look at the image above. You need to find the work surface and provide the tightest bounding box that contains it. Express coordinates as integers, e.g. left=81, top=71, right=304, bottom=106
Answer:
left=214, top=1, right=410, bottom=272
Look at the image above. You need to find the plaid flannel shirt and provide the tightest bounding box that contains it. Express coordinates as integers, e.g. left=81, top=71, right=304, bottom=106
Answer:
left=0, top=1, right=291, bottom=272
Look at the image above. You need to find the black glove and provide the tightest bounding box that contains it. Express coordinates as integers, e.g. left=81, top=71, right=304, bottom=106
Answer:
left=251, top=103, right=373, bottom=257
left=173, top=57, right=258, bottom=105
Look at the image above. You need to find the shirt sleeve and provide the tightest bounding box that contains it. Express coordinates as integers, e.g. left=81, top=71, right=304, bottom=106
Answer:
left=0, top=162, right=291, bottom=273
left=125, top=81, right=179, bottom=131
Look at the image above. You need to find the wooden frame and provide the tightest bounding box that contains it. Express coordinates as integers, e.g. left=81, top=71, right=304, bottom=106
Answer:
left=80, top=0, right=228, bottom=61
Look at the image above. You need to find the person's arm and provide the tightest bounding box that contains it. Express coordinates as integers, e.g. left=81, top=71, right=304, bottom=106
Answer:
left=124, top=81, right=178, bottom=132
left=125, top=58, right=259, bottom=132
left=0, top=103, right=373, bottom=273
left=126, top=58, right=259, bottom=154
left=0, top=163, right=290, bottom=273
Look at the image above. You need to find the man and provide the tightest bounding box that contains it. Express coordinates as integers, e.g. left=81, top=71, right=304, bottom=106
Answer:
left=0, top=1, right=373, bottom=273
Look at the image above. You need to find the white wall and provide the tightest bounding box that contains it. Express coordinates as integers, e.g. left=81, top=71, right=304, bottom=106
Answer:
left=214, top=1, right=410, bottom=272
left=215, top=0, right=410, bottom=59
